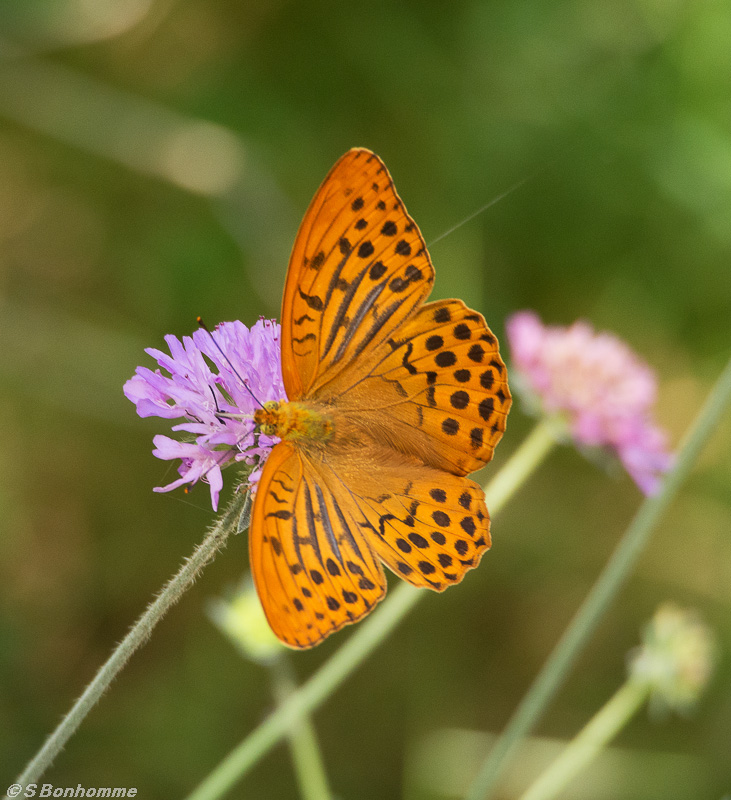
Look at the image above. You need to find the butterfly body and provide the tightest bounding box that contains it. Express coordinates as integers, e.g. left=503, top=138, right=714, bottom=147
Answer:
left=250, top=148, right=511, bottom=648
left=254, top=400, right=334, bottom=445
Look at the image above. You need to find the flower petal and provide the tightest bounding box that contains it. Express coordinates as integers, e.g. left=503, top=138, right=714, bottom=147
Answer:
left=507, top=311, right=674, bottom=494
left=126, top=320, right=286, bottom=509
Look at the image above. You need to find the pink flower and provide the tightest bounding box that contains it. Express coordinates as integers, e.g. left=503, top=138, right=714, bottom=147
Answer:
left=507, top=311, right=673, bottom=495
left=124, top=319, right=286, bottom=510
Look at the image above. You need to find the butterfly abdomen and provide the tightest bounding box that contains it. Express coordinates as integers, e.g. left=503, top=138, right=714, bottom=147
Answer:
left=254, top=400, right=334, bottom=445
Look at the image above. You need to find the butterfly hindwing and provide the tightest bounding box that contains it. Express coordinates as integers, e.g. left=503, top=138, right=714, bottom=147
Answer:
left=251, top=440, right=386, bottom=648
left=319, top=446, right=491, bottom=591
left=329, top=299, right=511, bottom=476
left=281, top=148, right=435, bottom=399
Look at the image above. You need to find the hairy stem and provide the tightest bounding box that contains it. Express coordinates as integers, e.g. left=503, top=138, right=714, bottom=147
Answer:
left=14, top=491, right=246, bottom=790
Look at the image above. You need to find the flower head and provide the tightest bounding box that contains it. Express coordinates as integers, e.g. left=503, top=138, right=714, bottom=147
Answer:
left=124, top=318, right=286, bottom=510
left=629, top=603, right=717, bottom=714
left=507, top=311, right=673, bottom=494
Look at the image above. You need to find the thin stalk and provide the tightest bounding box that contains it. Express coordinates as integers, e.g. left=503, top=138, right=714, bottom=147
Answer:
left=14, top=491, right=246, bottom=790
left=185, top=582, right=421, bottom=800
left=484, top=418, right=559, bottom=511
left=519, top=679, right=648, bottom=800
left=465, top=354, right=731, bottom=800
left=270, top=657, right=333, bottom=800
left=184, top=420, right=557, bottom=800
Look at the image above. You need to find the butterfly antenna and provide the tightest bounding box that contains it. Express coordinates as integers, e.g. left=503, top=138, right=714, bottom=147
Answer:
left=427, top=163, right=550, bottom=248
left=208, top=385, right=222, bottom=414
left=197, top=316, right=265, bottom=408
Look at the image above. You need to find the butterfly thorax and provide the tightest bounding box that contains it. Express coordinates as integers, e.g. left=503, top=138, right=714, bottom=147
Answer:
left=254, top=400, right=334, bottom=445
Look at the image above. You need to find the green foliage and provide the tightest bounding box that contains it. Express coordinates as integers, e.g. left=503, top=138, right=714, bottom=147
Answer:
left=1, top=1, right=729, bottom=797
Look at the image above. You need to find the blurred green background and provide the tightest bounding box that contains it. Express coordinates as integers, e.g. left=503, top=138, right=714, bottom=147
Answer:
left=1, top=1, right=729, bottom=798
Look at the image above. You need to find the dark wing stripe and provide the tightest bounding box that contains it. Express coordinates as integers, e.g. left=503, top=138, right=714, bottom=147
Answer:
left=321, top=252, right=352, bottom=315
left=324, top=222, right=425, bottom=365
left=314, top=483, right=343, bottom=565
left=291, top=502, right=306, bottom=571
left=331, top=280, right=388, bottom=364
left=303, top=481, right=324, bottom=567
left=330, top=491, right=367, bottom=563
left=321, top=264, right=370, bottom=359
left=357, top=494, right=443, bottom=588
left=318, top=202, right=411, bottom=362
left=311, top=460, right=381, bottom=581
left=352, top=290, right=420, bottom=359
left=301, top=160, right=393, bottom=299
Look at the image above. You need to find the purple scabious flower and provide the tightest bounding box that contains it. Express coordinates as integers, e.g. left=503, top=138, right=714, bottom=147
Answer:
left=124, top=319, right=286, bottom=510
left=506, top=311, right=673, bottom=495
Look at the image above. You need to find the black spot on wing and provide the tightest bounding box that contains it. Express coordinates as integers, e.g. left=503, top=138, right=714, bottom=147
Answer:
left=435, top=351, right=457, bottom=367
left=358, top=241, right=375, bottom=258
left=470, top=427, right=484, bottom=449
left=389, top=265, right=422, bottom=292
left=369, top=261, right=387, bottom=280
left=434, top=306, right=451, bottom=324
left=298, top=287, right=323, bottom=311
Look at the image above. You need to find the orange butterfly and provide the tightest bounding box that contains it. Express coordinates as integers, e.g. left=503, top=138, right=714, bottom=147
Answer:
left=252, top=148, right=511, bottom=648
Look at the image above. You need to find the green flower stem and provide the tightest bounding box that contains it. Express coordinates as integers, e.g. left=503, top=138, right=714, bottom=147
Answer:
left=519, top=678, right=649, bottom=800
left=483, top=418, right=560, bottom=511
left=465, top=354, right=731, bottom=800
left=186, top=582, right=421, bottom=800
left=13, top=491, right=246, bottom=792
left=184, top=420, right=556, bottom=800
left=270, top=656, right=334, bottom=800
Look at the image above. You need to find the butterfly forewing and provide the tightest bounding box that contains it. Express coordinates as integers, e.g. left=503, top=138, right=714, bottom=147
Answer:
left=282, top=148, right=434, bottom=399
left=250, top=441, right=386, bottom=648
